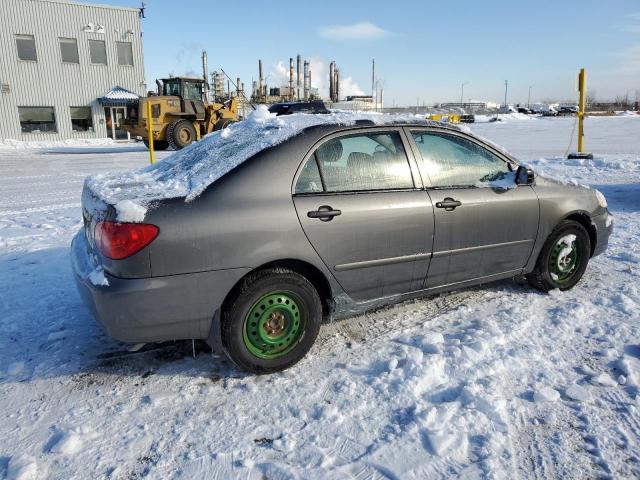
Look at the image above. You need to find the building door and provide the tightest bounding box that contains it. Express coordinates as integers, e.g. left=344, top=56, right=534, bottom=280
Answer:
left=104, top=107, right=130, bottom=140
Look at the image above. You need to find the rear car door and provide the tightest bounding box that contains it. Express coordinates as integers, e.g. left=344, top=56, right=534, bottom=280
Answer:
left=292, top=128, right=434, bottom=301
left=407, top=129, right=539, bottom=287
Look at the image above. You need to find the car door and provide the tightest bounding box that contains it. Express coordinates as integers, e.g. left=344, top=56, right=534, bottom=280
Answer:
left=407, top=128, right=539, bottom=288
left=292, top=128, right=434, bottom=301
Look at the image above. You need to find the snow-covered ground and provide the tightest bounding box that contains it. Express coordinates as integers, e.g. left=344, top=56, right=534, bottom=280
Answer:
left=1, top=116, right=639, bottom=480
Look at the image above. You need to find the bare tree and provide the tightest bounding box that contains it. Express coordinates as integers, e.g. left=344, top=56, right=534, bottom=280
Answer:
left=586, top=90, right=597, bottom=105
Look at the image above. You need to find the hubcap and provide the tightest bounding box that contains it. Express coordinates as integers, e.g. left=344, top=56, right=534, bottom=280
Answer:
left=549, top=234, right=580, bottom=284
left=243, top=292, right=305, bottom=359
left=178, top=127, right=192, bottom=144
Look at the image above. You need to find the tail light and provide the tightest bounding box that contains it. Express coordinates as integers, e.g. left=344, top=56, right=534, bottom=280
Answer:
left=95, top=221, right=159, bottom=260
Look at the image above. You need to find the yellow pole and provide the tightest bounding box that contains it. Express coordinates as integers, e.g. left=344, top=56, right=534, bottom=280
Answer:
left=146, top=101, right=155, bottom=164
left=577, top=68, right=586, bottom=153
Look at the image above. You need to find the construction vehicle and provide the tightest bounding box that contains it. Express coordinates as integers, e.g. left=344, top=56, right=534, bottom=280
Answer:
left=122, top=52, right=238, bottom=150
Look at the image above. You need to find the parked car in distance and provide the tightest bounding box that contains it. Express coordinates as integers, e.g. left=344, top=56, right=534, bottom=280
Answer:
left=557, top=104, right=579, bottom=116
left=268, top=101, right=329, bottom=116
left=517, top=106, right=534, bottom=114
left=72, top=111, right=612, bottom=373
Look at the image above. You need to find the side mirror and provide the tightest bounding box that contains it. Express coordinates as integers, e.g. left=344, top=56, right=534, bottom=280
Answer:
left=516, top=165, right=535, bottom=185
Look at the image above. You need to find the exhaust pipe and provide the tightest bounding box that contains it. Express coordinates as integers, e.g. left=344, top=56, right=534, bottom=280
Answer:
left=201, top=50, right=209, bottom=102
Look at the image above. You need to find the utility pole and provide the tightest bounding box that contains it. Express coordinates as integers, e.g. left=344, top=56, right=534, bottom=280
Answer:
left=460, top=82, right=468, bottom=105
left=528, top=85, right=534, bottom=108
left=503, top=80, right=508, bottom=106
left=372, top=58, right=375, bottom=107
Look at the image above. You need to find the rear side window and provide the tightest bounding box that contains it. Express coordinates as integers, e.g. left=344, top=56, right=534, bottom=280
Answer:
left=411, top=131, right=510, bottom=187
left=308, top=131, right=414, bottom=192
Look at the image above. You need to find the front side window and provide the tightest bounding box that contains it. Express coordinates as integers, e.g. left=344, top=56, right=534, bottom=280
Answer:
left=89, top=39, right=107, bottom=65
left=70, top=106, right=93, bottom=132
left=59, top=38, right=79, bottom=63
left=18, top=107, right=57, bottom=133
left=411, top=131, right=510, bottom=187
left=309, top=131, right=414, bottom=192
left=15, top=34, right=37, bottom=61
left=116, top=41, right=133, bottom=66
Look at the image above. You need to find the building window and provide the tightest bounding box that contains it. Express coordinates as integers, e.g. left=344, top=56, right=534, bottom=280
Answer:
left=15, top=34, right=37, bottom=61
left=18, top=107, right=57, bottom=133
left=116, top=42, right=133, bottom=66
left=59, top=38, right=79, bottom=64
left=89, top=39, right=107, bottom=65
left=70, top=107, right=93, bottom=132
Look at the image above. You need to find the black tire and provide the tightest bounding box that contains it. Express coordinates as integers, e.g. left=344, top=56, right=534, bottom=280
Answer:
left=167, top=120, right=196, bottom=150
left=143, top=139, right=169, bottom=150
left=527, top=220, right=591, bottom=292
left=221, top=268, right=322, bottom=374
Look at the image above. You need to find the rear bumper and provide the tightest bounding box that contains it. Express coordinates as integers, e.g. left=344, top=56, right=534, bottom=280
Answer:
left=591, top=209, right=613, bottom=257
left=71, top=229, right=249, bottom=344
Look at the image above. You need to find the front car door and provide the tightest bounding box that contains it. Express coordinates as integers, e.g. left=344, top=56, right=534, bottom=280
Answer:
left=292, top=128, right=434, bottom=301
left=407, top=128, right=539, bottom=288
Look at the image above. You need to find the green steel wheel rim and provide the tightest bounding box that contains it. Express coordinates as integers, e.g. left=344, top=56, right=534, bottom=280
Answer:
left=243, top=291, right=305, bottom=359
left=549, top=234, right=581, bottom=284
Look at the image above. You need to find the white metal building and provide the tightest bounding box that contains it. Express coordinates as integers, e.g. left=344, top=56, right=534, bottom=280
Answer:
left=0, top=0, right=146, bottom=141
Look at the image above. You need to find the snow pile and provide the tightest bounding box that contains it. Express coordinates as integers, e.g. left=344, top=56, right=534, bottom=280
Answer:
left=84, top=107, right=455, bottom=221
left=0, top=137, right=116, bottom=150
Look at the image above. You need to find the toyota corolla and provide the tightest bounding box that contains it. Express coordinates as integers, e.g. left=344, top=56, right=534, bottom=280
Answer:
left=71, top=108, right=612, bottom=373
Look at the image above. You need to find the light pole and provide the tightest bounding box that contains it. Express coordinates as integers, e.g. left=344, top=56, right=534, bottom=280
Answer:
left=528, top=85, right=534, bottom=108
left=460, top=82, right=468, bottom=105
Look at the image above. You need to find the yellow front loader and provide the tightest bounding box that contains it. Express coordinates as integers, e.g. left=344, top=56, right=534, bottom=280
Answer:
left=123, top=76, right=238, bottom=150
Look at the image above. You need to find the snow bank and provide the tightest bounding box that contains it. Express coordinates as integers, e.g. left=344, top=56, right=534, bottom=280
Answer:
left=0, top=137, right=116, bottom=150
left=84, top=107, right=456, bottom=221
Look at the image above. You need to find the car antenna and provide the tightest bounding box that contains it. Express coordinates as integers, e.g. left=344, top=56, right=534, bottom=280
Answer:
left=220, top=69, right=256, bottom=111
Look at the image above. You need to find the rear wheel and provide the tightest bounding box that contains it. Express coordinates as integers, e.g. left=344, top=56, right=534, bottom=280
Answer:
left=167, top=120, right=197, bottom=150
left=527, top=220, right=591, bottom=291
left=143, top=139, right=169, bottom=150
left=221, top=268, right=322, bottom=374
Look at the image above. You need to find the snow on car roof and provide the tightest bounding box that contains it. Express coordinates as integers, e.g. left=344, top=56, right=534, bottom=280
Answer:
left=85, top=106, right=458, bottom=222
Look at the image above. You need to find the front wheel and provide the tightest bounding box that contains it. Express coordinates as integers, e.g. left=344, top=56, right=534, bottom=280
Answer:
left=527, top=220, right=591, bottom=291
left=221, top=268, right=322, bottom=373
left=167, top=120, right=197, bottom=150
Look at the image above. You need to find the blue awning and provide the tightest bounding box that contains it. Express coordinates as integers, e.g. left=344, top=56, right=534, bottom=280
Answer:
left=98, top=86, right=139, bottom=106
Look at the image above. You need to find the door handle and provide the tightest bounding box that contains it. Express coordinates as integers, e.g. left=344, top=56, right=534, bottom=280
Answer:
left=307, top=205, right=342, bottom=221
left=435, top=197, right=462, bottom=211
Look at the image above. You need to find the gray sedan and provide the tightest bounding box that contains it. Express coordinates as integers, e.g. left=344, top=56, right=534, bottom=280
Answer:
left=71, top=116, right=612, bottom=373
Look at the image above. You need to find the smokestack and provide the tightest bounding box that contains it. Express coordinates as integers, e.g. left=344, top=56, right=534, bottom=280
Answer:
left=289, top=57, right=294, bottom=101
left=237, top=77, right=241, bottom=97
left=329, top=61, right=335, bottom=102
left=303, top=60, right=309, bottom=100
left=296, top=54, right=301, bottom=101
left=371, top=58, right=375, bottom=104
left=335, top=68, right=340, bottom=102
left=202, top=50, right=209, bottom=102
left=258, top=59, right=264, bottom=102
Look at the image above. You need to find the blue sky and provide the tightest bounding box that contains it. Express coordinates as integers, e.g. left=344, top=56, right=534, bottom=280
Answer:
left=86, top=0, right=640, bottom=106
